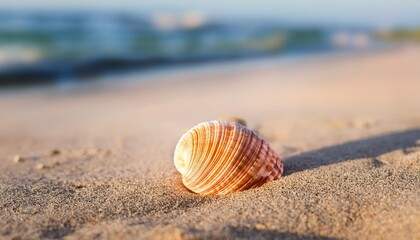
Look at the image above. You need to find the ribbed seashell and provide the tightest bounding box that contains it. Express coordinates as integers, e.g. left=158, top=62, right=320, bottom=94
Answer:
left=174, top=120, right=283, bottom=195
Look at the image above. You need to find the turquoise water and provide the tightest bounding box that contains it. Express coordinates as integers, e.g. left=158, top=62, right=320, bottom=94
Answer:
left=0, top=11, right=375, bottom=87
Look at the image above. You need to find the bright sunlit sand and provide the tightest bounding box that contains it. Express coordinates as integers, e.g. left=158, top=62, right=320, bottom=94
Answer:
left=1, top=45, right=419, bottom=239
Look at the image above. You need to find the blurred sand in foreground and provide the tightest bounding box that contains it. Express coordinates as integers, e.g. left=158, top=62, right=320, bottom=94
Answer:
left=1, top=45, right=420, bottom=239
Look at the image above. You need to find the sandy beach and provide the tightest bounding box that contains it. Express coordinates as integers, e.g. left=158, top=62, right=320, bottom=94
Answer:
left=1, top=45, right=420, bottom=239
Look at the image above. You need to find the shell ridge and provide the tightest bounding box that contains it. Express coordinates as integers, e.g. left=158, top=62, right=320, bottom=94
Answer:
left=234, top=137, right=266, bottom=192
left=221, top=129, right=265, bottom=193
left=190, top=121, right=226, bottom=193
left=182, top=123, right=210, bottom=189
left=214, top=126, right=256, bottom=193
left=186, top=122, right=215, bottom=192
left=237, top=139, right=272, bottom=191
left=183, top=128, right=202, bottom=184
left=204, top=122, right=249, bottom=194
left=183, top=131, right=197, bottom=175
left=197, top=121, right=242, bottom=194
left=196, top=121, right=233, bottom=194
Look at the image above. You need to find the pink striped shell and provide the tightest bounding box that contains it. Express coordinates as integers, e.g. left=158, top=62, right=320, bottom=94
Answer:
left=174, top=121, right=283, bottom=195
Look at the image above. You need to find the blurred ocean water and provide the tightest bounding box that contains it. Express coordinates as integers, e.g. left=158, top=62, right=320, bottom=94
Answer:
left=0, top=11, right=381, bottom=87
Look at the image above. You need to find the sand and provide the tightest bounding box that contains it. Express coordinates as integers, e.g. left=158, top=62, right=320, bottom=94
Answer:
left=1, top=45, right=420, bottom=239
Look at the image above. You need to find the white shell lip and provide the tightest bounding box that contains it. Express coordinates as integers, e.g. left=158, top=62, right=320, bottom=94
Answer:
left=174, top=121, right=220, bottom=175
left=174, top=132, right=190, bottom=175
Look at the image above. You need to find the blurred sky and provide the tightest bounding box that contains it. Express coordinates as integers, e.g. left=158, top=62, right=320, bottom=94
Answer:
left=1, top=0, right=420, bottom=27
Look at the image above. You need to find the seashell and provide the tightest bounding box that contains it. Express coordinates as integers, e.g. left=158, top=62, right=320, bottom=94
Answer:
left=174, top=120, right=283, bottom=195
